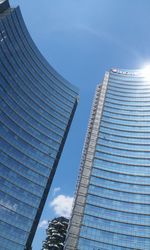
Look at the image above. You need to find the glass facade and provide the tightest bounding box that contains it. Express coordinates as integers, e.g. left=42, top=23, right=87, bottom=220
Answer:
left=65, top=69, right=150, bottom=250
left=0, top=1, right=79, bottom=250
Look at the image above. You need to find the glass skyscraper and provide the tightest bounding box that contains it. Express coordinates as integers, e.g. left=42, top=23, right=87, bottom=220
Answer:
left=65, top=68, right=150, bottom=250
left=0, top=1, right=79, bottom=249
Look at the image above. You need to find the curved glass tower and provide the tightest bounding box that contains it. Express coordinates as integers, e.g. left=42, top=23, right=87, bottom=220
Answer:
left=0, top=1, right=79, bottom=249
left=65, top=69, right=150, bottom=250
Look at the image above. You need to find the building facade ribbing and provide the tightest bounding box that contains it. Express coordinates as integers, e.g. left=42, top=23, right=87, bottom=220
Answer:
left=0, top=1, right=79, bottom=249
left=65, top=69, right=150, bottom=250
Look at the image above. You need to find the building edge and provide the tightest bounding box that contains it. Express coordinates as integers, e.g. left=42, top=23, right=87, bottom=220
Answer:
left=64, top=72, right=109, bottom=249
left=25, top=99, right=78, bottom=250
left=14, top=6, right=78, bottom=94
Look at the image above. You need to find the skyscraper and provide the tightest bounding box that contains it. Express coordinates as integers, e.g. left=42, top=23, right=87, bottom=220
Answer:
left=0, top=1, right=79, bottom=249
left=42, top=217, right=69, bottom=250
left=65, top=68, right=150, bottom=250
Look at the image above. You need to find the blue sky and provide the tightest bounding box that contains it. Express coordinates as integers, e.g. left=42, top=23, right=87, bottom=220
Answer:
left=9, top=0, right=150, bottom=249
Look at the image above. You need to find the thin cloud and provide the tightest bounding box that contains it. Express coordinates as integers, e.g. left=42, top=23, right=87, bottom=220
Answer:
left=77, top=24, right=140, bottom=60
left=53, top=187, right=61, bottom=196
left=38, top=220, right=48, bottom=229
left=50, top=195, right=73, bottom=218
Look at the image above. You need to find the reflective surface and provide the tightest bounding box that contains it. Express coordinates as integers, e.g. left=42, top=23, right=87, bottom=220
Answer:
left=0, top=5, right=78, bottom=250
left=77, top=70, right=150, bottom=249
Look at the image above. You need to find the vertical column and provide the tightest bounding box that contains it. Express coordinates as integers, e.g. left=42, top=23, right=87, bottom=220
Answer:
left=65, top=72, right=109, bottom=250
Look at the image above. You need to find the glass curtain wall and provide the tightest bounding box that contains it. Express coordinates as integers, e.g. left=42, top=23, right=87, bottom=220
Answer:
left=66, top=69, right=150, bottom=250
left=0, top=2, right=79, bottom=250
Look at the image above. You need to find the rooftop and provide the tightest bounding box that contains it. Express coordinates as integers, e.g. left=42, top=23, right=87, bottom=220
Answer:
left=0, top=0, right=10, bottom=13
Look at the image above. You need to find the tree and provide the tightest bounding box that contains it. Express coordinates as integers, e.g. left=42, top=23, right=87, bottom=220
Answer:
left=42, top=217, right=69, bottom=250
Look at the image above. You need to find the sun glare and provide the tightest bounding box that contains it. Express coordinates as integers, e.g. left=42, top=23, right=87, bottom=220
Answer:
left=142, top=65, right=150, bottom=81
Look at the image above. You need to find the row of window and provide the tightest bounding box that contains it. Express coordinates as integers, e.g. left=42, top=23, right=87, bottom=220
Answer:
left=85, top=204, right=150, bottom=226
left=104, top=106, right=150, bottom=117
left=90, top=176, right=150, bottom=194
left=109, top=77, right=149, bottom=88
left=109, top=103, right=150, bottom=113
left=1, top=110, right=61, bottom=149
left=1, top=120, right=58, bottom=155
left=1, top=153, right=48, bottom=186
left=2, top=78, right=69, bottom=128
left=6, top=76, right=70, bottom=122
left=1, top=13, right=77, bottom=101
left=0, top=52, right=74, bottom=113
left=78, top=237, right=129, bottom=250
left=103, top=110, right=150, bottom=120
left=96, top=144, right=150, bottom=158
left=100, top=126, right=150, bottom=139
left=92, top=167, right=150, bottom=185
left=105, top=101, right=150, bottom=111
left=1, top=71, right=71, bottom=121
left=105, top=102, right=149, bottom=115
left=80, top=225, right=150, bottom=249
left=108, top=80, right=150, bottom=90
left=0, top=220, right=28, bottom=245
left=1, top=56, right=71, bottom=119
left=95, top=148, right=150, bottom=165
left=0, top=178, right=40, bottom=209
left=0, top=135, right=54, bottom=168
left=1, top=125, right=56, bottom=165
left=102, top=114, right=150, bottom=126
left=99, top=131, right=150, bottom=145
left=1, top=145, right=52, bottom=179
left=0, top=186, right=37, bottom=218
left=106, top=91, right=150, bottom=101
left=0, top=205, right=32, bottom=232
left=1, top=90, right=65, bottom=136
left=1, top=110, right=60, bottom=149
left=0, top=235, right=24, bottom=250
left=93, top=158, right=150, bottom=177
left=1, top=99, right=62, bottom=142
left=101, top=121, right=150, bottom=133
left=0, top=165, right=44, bottom=197
left=109, top=75, right=148, bottom=84
left=82, top=214, right=150, bottom=237
left=97, top=137, right=150, bottom=151
left=93, top=158, right=150, bottom=174
left=88, top=185, right=150, bottom=204
left=95, top=150, right=150, bottom=166
left=86, top=194, right=150, bottom=215
left=107, top=85, right=150, bottom=95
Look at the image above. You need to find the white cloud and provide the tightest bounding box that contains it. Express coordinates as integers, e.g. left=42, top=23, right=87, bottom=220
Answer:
left=53, top=187, right=61, bottom=196
left=50, top=195, right=73, bottom=218
left=38, top=220, right=48, bottom=229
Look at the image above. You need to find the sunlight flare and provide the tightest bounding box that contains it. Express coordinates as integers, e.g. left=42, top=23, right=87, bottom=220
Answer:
left=142, top=65, right=150, bottom=81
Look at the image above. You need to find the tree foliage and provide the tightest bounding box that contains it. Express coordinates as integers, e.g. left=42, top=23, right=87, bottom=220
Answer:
left=42, top=217, right=69, bottom=250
